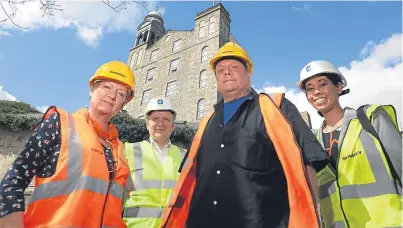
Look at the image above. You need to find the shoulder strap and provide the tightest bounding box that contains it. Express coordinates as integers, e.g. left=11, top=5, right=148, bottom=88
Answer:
left=357, top=105, right=402, bottom=187
left=259, top=92, right=284, bottom=107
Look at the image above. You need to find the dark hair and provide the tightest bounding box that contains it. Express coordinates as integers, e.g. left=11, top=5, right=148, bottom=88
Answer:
left=301, top=73, right=341, bottom=90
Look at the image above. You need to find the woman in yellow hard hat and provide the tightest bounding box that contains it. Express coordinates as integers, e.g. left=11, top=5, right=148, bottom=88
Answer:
left=0, top=61, right=136, bottom=228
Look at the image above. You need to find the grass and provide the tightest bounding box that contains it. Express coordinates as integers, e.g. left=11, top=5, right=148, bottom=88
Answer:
left=0, top=154, right=15, bottom=179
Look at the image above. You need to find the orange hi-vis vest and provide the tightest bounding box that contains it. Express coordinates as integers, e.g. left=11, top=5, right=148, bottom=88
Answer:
left=161, top=93, right=321, bottom=228
left=24, top=107, right=134, bottom=228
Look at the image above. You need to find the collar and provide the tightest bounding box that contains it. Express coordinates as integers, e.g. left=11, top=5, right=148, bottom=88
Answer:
left=214, top=88, right=257, bottom=111
left=76, top=108, right=119, bottom=142
left=149, top=137, right=171, bottom=149
left=320, top=107, right=357, bottom=130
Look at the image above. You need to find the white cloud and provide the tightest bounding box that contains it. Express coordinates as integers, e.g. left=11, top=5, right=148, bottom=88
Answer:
left=292, top=3, right=312, bottom=14
left=0, top=86, right=17, bottom=101
left=76, top=25, right=103, bottom=48
left=257, top=33, right=402, bottom=129
left=0, top=1, right=158, bottom=48
left=0, top=29, right=11, bottom=37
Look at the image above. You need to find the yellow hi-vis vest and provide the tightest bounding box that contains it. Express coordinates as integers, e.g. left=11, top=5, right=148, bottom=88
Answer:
left=123, top=140, right=186, bottom=228
left=317, top=105, right=402, bottom=228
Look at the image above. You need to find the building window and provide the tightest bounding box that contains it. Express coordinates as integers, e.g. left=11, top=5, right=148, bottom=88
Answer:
left=169, top=59, right=179, bottom=74
left=166, top=81, right=177, bottom=98
left=141, top=89, right=151, bottom=106
left=146, top=68, right=155, bottom=83
left=197, top=98, right=205, bottom=120
left=150, top=49, right=158, bottom=62
left=209, top=16, right=215, bottom=35
left=199, top=70, right=207, bottom=88
left=172, top=39, right=182, bottom=53
left=201, top=46, right=208, bottom=63
left=199, top=21, right=206, bottom=40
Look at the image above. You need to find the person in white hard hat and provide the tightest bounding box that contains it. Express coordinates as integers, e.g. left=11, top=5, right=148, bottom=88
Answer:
left=297, top=60, right=402, bottom=228
left=122, top=97, right=187, bottom=228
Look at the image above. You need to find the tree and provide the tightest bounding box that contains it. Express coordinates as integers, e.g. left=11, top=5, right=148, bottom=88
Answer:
left=0, top=0, right=151, bottom=29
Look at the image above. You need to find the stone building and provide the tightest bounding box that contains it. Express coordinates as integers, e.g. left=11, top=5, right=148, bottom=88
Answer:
left=124, top=3, right=231, bottom=122
left=124, top=3, right=313, bottom=128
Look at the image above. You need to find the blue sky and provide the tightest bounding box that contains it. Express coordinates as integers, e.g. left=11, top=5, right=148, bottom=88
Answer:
left=0, top=1, right=401, bottom=127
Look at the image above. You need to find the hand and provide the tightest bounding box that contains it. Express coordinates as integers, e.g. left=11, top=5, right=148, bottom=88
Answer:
left=0, top=212, right=24, bottom=228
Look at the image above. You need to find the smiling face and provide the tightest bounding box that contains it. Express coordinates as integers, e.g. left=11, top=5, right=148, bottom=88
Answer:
left=215, top=59, right=251, bottom=101
left=89, top=80, right=128, bottom=118
left=304, top=75, right=342, bottom=115
left=146, top=110, right=175, bottom=143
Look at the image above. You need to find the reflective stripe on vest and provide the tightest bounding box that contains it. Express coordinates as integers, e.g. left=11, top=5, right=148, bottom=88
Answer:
left=319, top=127, right=398, bottom=199
left=129, top=142, right=183, bottom=190
left=317, top=106, right=402, bottom=228
left=123, top=141, right=185, bottom=222
left=29, top=114, right=124, bottom=204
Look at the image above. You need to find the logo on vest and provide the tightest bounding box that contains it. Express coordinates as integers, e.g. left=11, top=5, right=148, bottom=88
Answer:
left=342, top=151, right=362, bottom=160
left=318, top=170, right=328, bottom=179
left=91, top=148, right=104, bottom=155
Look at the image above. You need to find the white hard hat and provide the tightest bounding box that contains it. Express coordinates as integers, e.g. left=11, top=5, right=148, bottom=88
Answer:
left=296, top=60, right=347, bottom=91
left=145, top=96, right=176, bottom=117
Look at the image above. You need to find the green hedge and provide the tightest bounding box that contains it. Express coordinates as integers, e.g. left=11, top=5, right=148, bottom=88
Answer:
left=0, top=101, right=196, bottom=148
left=0, top=100, right=41, bottom=114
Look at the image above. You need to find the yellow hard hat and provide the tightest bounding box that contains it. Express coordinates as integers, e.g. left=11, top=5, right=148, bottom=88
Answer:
left=209, top=42, right=253, bottom=73
left=89, top=61, right=136, bottom=102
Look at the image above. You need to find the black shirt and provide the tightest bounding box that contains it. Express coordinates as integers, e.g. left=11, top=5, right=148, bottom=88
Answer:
left=322, top=130, right=341, bottom=169
left=186, top=90, right=328, bottom=228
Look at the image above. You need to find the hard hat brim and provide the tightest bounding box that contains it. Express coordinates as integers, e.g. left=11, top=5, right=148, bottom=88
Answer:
left=146, top=109, right=176, bottom=117
left=296, top=72, right=347, bottom=91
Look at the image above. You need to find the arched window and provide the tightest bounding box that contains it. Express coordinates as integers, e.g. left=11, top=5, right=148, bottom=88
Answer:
left=199, top=21, right=206, bottom=40
left=197, top=98, right=205, bottom=120
left=199, top=70, right=207, bottom=88
left=142, top=31, right=149, bottom=43
left=137, top=33, right=143, bottom=45
left=201, top=46, right=208, bottom=63
left=149, top=31, right=156, bottom=44
left=208, top=16, right=215, bottom=34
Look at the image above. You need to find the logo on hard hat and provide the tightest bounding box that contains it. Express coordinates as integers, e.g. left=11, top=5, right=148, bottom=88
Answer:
left=157, top=99, right=164, bottom=104
left=110, top=71, right=126, bottom=78
left=306, top=65, right=311, bottom=72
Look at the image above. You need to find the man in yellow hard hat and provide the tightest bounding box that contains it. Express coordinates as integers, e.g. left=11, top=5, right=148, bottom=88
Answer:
left=0, top=61, right=135, bottom=228
left=161, top=42, right=329, bottom=228
left=123, top=97, right=186, bottom=228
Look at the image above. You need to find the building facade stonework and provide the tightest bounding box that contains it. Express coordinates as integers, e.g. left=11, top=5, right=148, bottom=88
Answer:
left=124, top=3, right=312, bottom=128
left=125, top=4, right=231, bottom=122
